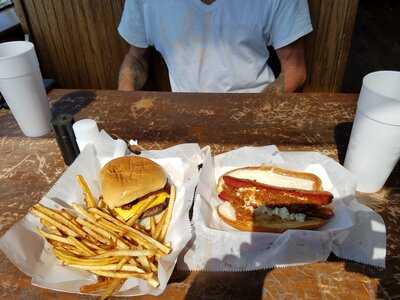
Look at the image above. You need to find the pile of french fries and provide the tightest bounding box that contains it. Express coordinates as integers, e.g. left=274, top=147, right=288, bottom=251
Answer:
left=30, top=174, right=176, bottom=299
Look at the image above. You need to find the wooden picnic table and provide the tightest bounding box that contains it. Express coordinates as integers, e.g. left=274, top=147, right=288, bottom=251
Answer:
left=0, top=90, right=398, bottom=299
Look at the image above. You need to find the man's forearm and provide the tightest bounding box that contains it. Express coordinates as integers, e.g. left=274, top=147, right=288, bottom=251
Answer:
left=274, top=38, right=307, bottom=93
left=282, top=67, right=307, bottom=93
left=118, top=53, right=148, bottom=91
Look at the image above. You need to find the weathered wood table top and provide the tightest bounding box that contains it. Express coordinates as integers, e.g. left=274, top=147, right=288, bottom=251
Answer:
left=0, top=90, right=398, bottom=299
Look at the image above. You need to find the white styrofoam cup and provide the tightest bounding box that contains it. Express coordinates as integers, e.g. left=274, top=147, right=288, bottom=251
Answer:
left=344, top=71, right=400, bottom=193
left=0, top=41, right=51, bottom=137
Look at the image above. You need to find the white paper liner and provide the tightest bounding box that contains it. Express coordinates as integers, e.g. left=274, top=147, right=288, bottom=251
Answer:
left=0, top=140, right=202, bottom=297
left=178, top=146, right=386, bottom=271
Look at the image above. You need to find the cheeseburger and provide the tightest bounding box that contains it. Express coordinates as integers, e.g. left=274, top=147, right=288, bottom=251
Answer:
left=100, top=156, right=171, bottom=223
left=217, top=165, right=334, bottom=232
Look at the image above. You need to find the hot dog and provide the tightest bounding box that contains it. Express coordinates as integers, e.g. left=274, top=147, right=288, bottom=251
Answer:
left=216, top=165, right=335, bottom=232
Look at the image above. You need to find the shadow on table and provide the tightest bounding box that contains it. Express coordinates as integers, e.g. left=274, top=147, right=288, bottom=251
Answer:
left=334, top=122, right=398, bottom=298
left=181, top=243, right=270, bottom=300
left=174, top=179, right=269, bottom=300
left=334, top=121, right=353, bottom=165
left=51, top=90, right=96, bottom=118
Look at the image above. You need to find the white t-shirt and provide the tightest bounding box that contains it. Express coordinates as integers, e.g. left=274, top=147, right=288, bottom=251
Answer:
left=118, top=0, right=312, bottom=92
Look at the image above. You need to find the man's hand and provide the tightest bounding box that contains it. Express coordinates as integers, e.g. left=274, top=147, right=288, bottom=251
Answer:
left=118, top=46, right=149, bottom=91
left=274, top=38, right=307, bottom=93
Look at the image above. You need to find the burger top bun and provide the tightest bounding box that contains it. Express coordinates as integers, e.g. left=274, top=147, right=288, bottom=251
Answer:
left=100, top=156, right=167, bottom=209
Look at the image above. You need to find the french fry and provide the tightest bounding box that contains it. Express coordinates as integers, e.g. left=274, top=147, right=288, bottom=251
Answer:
left=94, top=249, right=155, bottom=258
left=67, top=264, right=144, bottom=273
left=101, top=278, right=126, bottom=300
left=55, top=245, right=84, bottom=257
left=159, top=185, right=176, bottom=241
left=153, top=211, right=166, bottom=241
left=71, top=218, right=82, bottom=229
left=76, top=218, right=115, bottom=241
left=149, top=261, right=157, bottom=273
left=84, top=232, right=101, bottom=245
left=54, top=249, right=120, bottom=265
left=97, top=219, right=124, bottom=234
left=96, top=220, right=120, bottom=234
left=136, top=255, right=150, bottom=272
left=129, top=258, right=138, bottom=266
left=81, top=226, right=112, bottom=245
left=76, top=175, right=97, bottom=208
left=115, top=214, right=126, bottom=223
left=97, top=197, right=105, bottom=209
left=72, top=204, right=99, bottom=223
left=150, top=216, right=156, bottom=236
left=31, top=208, right=78, bottom=237
left=103, top=206, right=116, bottom=217
left=34, top=204, right=87, bottom=237
left=146, top=276, right=160, bottom=288
left=121, top=238, right=137, bottom=249
left=60, top=209, right=74, bottom=220
left=30, top=172, right=175, bottom=297
left=91, top=270, right=156, bottom=282
left=80, top=279, right=112, bottom=293
left=36, top=228, right=73, bottom=245
left=76, top=218, right=129, bottom=249
left=48, top=240, right=62, bottom=248
left=89, top=208, right=170, bottom=254
left=90, top=207, right=169, bottom=254
left=40, top=219, right=62, bottom=236
left=95, top=249, right=108, bottom=255
left=65, top=243, right=91, bottom=256
left=116, top=256, right=130, bottom=271
left=60, top=209, right=82, bottom=229
left=67, top=236, right=97, bottom=256
left=89, top=208, right=127, bottom=228
left=125, top=230, right=169, bottom=255
left=81, top=239, right=104, bottom=251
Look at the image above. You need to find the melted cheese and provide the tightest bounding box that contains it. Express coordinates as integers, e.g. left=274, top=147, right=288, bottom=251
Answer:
left=114, top=192, right=169, bottom=221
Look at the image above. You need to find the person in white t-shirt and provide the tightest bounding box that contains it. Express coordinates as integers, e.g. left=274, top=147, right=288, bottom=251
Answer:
left=118, top=0, right=312, bottom=93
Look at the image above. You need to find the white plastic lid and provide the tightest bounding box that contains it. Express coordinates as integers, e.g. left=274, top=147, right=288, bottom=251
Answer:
left=72, top=119, right=99, bottom=141
left=358, top=71, right=400, bottom=125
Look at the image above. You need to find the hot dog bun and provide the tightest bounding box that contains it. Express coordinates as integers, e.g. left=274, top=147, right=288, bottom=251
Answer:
left=217, top=165, right=322, bottom=193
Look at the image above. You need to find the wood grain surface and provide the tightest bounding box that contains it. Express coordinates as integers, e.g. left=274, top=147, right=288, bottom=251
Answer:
left=305, top=0, right=360, bottom=92
left=13, top=0, right=358, bottom=92
left=0, top=90, right=398, bottom=299
left=1, top=90, right=357, bottom=151
left=13, top=0, right=129, bottom=89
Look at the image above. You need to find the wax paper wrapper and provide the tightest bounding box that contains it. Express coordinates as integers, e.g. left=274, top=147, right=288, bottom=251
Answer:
left=179, top=145, right=386, bottom=271
left=0, top=140, right=202, bottom=296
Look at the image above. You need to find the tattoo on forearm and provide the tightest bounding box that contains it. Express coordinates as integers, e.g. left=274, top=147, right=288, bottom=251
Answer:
left=131, top=60, right=147, bottom=90
left=118, top=55, right=148, bottom=91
